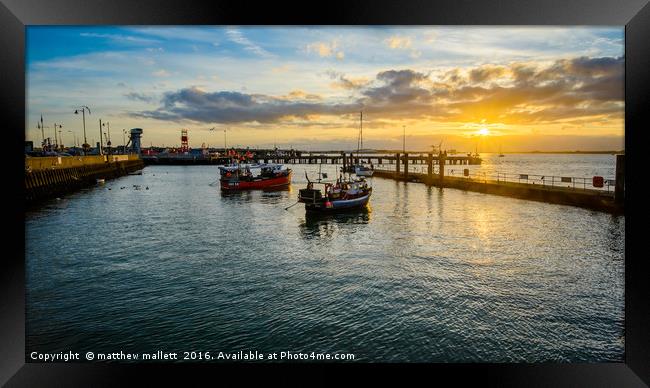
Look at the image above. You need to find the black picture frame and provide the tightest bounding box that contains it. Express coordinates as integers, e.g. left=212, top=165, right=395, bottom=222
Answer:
left=2, top=0, right=649, bottom=385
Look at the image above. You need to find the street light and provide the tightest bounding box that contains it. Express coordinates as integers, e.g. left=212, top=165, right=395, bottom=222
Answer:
left=123, top=129, right=127, bottom=154
left=102, top=121, right=112, bottom=155
left=54, top=123, right=63, bottom=150
left=403, top=125, right=406, bottom=154
left=37, top=121, right=49, bottom=151
left=98, top=119, right=104, bottom=155
left=37, top=114, right=45, bottom=150
left=74, top=106, right=91, bottom=154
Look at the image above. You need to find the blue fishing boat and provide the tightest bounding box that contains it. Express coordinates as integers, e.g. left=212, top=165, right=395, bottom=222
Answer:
left=298, top=173, right=372, bottom=213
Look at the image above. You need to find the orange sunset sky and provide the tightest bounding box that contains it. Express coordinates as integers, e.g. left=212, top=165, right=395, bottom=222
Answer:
left=26, top=26, right=624, bottom=152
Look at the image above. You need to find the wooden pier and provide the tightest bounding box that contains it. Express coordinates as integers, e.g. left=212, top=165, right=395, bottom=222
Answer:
left=256, top=152, right=482, bottom=168
left=141, top=150, right=482, bottom=167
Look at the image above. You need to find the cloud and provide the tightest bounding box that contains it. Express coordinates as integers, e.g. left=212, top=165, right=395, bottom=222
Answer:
left=131, top=56, right=623, bottom=127
left=469, top=65, right=508, bottom=83
left=385, top=36, right=412, bottom=49
left=271, top=64, right=293, bottom=74
left=79, top=32, right=160, bottom=45
left=307, top=40, right=345, bottom=60
left=124, top=92, right=155, bottom=103
left=225, top=28, right=273, bottom=58
left=152, top=69, right=171, bottom=77
left=284, top=90, right=322, bottom=100
left=325, top=70, right=368, bottom=90
left=130, top=87, right=359, bottom=124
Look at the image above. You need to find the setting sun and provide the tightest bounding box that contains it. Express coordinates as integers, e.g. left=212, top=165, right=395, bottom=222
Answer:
left=478, top=128, right=490, bottom=136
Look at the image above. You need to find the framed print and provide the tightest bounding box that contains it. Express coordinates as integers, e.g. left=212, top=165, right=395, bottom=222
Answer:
left=2, top=0, right=649, bottom=386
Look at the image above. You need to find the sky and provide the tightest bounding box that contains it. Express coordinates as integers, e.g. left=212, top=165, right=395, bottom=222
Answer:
left=26, top=26, right=624, bottom=152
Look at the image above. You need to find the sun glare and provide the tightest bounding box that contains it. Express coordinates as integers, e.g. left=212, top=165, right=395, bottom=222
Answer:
left=478, top=128, right=490, bottom=135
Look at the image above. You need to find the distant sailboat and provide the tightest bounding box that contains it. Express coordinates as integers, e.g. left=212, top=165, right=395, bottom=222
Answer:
left=353, top=111, right=373, bottom=177
left=499, top=145, right=505, bottom=157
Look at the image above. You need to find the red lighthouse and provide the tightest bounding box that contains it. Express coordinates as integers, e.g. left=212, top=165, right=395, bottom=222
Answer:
left=180, top=129, right=189, bottom=153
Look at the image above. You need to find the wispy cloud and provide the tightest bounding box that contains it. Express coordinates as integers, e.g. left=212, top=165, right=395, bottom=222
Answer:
left=225, top=28, right=274, bottom=58
left=80, top=32, right=160, bottom=45
left=152, top=69, right=171, bottom=77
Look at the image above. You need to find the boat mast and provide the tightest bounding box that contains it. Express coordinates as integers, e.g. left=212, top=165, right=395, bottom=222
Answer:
left=359, top=111, right=363, bottom=149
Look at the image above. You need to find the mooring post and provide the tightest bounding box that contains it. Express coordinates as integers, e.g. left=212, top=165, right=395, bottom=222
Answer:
left=403, top=153, right=409, bottom=178
left=342, top=152, right=347, bottom=172
left=396, top=153, right=401, bottom=176
left=427, top=153, right=433, bottom=183
left=439, top=151, right=446, bottom=182
left=615, top=154, right=625, bottom=204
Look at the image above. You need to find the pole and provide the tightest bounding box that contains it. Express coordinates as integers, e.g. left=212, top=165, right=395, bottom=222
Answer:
left=123, top=129, right=126, bottom=154
left=98, top=119, right=103, bottom=155
left=403, top=125, right=406, bottom=154
left=106, top=122, right=111, bottom=155
left=39, top=115, right=45, bottom=147
left=82, top=109, right=87, bottom=152
left=360, top=111, right=363, bottom=151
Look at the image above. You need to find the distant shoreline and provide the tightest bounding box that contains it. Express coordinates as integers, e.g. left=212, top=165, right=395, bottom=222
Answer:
left=507, top=150, right=624, bottom=155
left=366, top=150, right=624, bottom=155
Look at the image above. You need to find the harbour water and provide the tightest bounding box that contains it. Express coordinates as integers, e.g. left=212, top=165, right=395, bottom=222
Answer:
left=25, top=154, right=625, bottom=362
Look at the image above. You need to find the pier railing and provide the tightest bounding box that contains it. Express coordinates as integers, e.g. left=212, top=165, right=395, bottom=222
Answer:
left=373, top=166, right=615, bottom=193
left=26, top=154, right=140, bottom=171
left=442, top=170, right=615, bottom=192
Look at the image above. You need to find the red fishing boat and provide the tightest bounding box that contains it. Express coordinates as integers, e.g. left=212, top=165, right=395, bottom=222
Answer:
left=219, top=163, right=292, bottom=190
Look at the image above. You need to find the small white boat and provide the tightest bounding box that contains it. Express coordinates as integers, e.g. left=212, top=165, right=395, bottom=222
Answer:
left=354, top=164, right=374, bottom=177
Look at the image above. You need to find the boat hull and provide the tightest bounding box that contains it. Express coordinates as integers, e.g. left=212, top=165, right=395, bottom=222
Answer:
left=220, top=170, right=292, bottom=190
left=304, top=192, right=371, bottom=213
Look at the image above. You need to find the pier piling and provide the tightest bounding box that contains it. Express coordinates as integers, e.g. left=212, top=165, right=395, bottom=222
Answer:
left=395, top=153, right=401, bottom=177
left=403, top=153, right=409, bottom=178
left=615, top=154, right=625, bottom=204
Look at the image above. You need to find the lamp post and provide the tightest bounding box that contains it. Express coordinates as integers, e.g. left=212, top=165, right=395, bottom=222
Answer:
left=37, top=114, right=45, bottom=150
left=37, top=122, right=48, bottom=151
left=102, top=121, right=112, bottom=155
left=123, top=129, right=127, bottom=154
left=403, top=125, right=406, bottom=154
left=98, top=119, right=104, bottom=155
left=54, top=123, right=63, bottom=150
left=74, top=106, right=91, bottom=155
